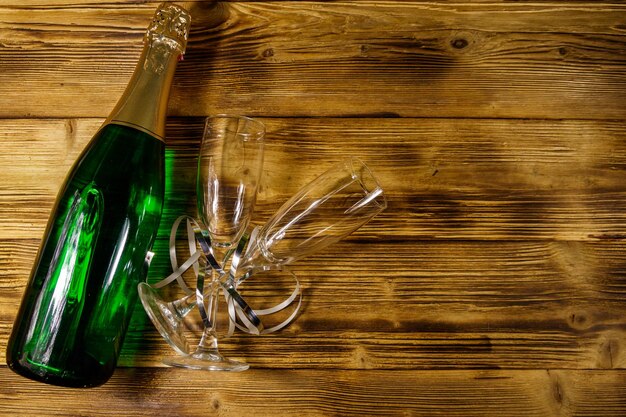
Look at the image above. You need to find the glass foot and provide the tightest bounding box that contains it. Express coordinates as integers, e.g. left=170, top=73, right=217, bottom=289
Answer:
left=138, top=282, right=190, bottom=356
left=163, top=349, right=249, bottom=371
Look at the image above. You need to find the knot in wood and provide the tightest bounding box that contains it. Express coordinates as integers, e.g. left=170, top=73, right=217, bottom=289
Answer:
left=451, top=38, right=469, bottom=49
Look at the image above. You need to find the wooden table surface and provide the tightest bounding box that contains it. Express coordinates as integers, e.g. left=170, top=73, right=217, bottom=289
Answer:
left=1, top=1, right=626, bottom=415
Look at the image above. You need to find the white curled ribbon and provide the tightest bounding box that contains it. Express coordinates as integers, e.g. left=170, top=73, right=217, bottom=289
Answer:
left=150, top=215, right=302, bottom=336
left=226, top=275, right=302, bottom=336
left=152, top=215, right=198, bottom=295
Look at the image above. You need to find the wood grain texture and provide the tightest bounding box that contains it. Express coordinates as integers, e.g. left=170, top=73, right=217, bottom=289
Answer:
left=0, top=2, right=625, bottom=118
left=3, top=239, right=625, bottom=369
left=1, top=1, right=626, bottom=415
left=1, top=367, right=626, bottom=417
left=2, top=117, right=625, bottom=370
left=2, top=117, right=625, bottom=240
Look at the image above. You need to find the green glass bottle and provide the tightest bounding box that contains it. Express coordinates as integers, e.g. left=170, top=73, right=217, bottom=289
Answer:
left=6, top=3, right=191, bottom=388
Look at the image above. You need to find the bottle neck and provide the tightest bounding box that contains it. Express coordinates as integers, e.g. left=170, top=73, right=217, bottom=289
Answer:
left=105, top=36, right=182, bottom=141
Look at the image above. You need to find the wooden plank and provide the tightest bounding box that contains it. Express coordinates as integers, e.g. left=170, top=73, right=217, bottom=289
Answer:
left=0, top=2, right=625, bottom=118
left=2, top=0, right=624, bottom=4
left=1, top=367, right=625, bottom=416
left=2, top=238, right=626, bottom=369
left=1, top=117, right=625, bottom=240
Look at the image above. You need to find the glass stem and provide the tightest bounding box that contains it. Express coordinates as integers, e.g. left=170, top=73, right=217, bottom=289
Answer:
left=169, top=244, right=232, bottom=321
left=194, top=276, right=221, bottom=355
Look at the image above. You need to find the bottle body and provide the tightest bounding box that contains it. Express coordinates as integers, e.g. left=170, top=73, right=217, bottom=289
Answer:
left=6, top=124, right=164, bottom=387
left=5, top=3, right=190, bottom=387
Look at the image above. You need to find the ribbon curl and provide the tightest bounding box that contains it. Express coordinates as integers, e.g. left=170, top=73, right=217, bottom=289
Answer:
left=151, top=215, right=302, bottom=337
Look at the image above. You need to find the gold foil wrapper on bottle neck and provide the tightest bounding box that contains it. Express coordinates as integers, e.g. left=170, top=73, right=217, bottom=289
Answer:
left=105, top=3, right=191, bottom=141
left=146, top=3, right=191, bottom=54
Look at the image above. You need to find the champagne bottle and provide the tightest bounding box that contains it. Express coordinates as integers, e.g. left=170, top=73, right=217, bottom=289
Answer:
left=6, top=3, right=191, bottom=388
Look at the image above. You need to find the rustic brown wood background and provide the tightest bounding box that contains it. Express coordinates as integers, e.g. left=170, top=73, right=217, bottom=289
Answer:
left=1, top=0, right=626, bottom=415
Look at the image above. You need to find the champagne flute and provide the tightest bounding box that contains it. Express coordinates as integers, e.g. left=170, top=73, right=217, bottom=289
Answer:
left=237, top=157, right=386, bottom=278
left=195, top=115, right=265, bottom=249
left=211, top=157, right=386, bottom=339
left=139, top=115, right=264, bottom=369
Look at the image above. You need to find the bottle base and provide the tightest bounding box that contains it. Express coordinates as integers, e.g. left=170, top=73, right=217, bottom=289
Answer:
left=7, top=356, right=112, bottom=388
